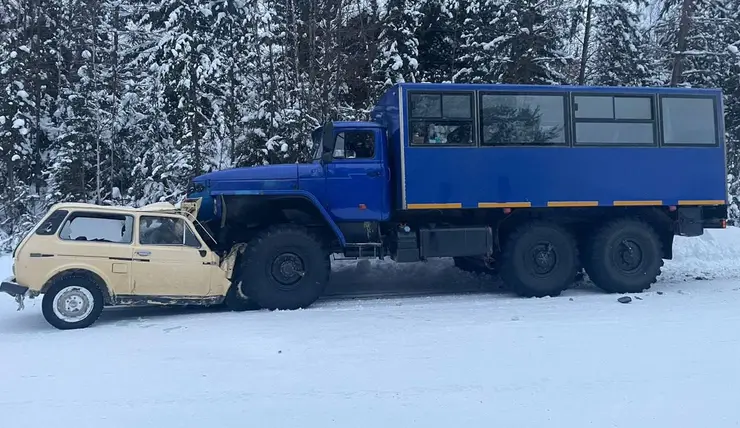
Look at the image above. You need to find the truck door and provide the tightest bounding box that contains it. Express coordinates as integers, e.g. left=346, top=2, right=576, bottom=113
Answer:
left=324, top=128, right=388, bottom=221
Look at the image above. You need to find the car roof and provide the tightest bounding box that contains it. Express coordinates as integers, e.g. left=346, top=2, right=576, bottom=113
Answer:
left=49, top=202, right=181, bottom=214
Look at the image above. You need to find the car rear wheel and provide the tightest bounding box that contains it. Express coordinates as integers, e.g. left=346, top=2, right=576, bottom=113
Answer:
left=42, top=275, right=104, bottom=330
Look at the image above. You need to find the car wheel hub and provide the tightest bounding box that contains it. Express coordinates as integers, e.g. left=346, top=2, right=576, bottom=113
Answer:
left=52, top=286, right=94, bottom=323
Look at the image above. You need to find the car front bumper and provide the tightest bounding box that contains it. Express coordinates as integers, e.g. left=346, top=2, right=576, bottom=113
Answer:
left=1, top=277, right=28, bottom=298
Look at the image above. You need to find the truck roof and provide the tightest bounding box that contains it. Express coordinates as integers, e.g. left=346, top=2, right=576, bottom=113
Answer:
left=392, top=82, right=722, bottom=96
left=333, top=121, right=385, bottom=129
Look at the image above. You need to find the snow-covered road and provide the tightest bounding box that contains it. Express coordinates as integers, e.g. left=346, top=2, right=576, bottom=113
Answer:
left=2, top=229, right=740, bottom=427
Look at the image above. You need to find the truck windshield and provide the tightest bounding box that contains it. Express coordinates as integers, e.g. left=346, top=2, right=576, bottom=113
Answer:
left=311, top=127, right=323, bottom=160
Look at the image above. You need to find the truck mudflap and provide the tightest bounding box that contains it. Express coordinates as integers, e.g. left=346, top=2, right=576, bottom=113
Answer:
left=0, top=277, right=29, bottom=311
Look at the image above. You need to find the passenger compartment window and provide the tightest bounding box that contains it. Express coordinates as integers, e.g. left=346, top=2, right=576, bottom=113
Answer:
left=480, top=94, right=566, bottom=145
left=139, top=216, right=201, bottom=247
left=59, top=212, right=134, bottom=244
left=333, top=130, right=375, bottom=159
left=661, top=97, right=717, bottom=145
left=409, top=92, right=474, bottom=146
left=573, top=95, right=656, bottom=146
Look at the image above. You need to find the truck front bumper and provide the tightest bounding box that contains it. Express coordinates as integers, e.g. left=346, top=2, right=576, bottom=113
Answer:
left=0, top=277, right=28, bottom=298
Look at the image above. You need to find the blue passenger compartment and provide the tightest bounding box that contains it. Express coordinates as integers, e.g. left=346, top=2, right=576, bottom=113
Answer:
left=372, top=83, right=728, bottom=211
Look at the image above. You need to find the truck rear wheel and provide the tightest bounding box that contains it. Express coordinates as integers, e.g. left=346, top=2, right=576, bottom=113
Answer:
left=499, top=222, right=578, bottom=298
left=239, top=224, right=330, bottom=310
left=585, top=218, right=663, bottom=294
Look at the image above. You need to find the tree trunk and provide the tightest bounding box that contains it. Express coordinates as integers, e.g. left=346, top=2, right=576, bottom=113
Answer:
left=670, top=0, right=696, bottom=87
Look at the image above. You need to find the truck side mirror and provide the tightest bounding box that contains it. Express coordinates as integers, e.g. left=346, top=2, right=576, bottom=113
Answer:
left=322, top=122, right=335, bottom=152
left=321, top=152, right=333, bottom=164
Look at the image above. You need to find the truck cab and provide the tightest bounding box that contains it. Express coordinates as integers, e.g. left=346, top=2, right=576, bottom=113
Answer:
left=301, top=121, right=391, bottom=223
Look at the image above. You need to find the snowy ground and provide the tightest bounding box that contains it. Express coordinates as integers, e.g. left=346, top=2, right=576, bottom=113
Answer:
left=2, top=229, right=740, bottom=427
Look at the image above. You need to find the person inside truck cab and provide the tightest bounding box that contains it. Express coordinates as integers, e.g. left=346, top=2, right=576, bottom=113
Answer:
left=333, top=131, right=375, bottom=159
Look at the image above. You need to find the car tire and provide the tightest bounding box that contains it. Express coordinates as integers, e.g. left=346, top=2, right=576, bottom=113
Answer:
left=585, top=218, right=663, bottom=294
left=42, top=275, right=105, bottom=330
left=499, top=221, right=579, bottom=298
left=240, top=224, right=330, bottom=310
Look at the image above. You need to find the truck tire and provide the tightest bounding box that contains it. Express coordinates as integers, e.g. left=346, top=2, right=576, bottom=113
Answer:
left=499, top=222, right=579, bottom=298
left=42, top=275, right=105, bottom=330
left=585, top=218, right=663, bottom=294
left=239, top=224, right=330, bottom=310
left=453, top=256, right=497, bottom=275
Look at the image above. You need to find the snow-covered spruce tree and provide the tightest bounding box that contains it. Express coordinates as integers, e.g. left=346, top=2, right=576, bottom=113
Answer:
left=371, top=0, right=421, bottom=97
left=590, top=0, right=653, bottom=87
left=654, top=0, right=740, bottom=221
left=416, top=0, right=469, bottom=83
left=460, top=0, right=568, bottom=84
left=654, top=0, right=734, bottom=88
left=0, top=0, right=60, bottom=248
left=139, top=0, right=221, bottom=195
left=457, top=0, right=507, bottom=83
left=46, top=0, right=112, bottom=204
left=494, top=0, right=569, bottom=84
left=209, top=0, right=253, bottom=170
left=718, top=0, right=740, bottom=222
left=237, top=0, right=296, bottom=167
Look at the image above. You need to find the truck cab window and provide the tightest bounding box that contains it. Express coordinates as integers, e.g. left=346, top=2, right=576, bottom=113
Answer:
left=409, top=92, right=474, bottom=146
left=333, top=131, right=375, bottom=159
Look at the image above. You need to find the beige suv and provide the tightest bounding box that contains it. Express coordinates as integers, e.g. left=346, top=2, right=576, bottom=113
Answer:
left=0, top=202, right=253, bottom=330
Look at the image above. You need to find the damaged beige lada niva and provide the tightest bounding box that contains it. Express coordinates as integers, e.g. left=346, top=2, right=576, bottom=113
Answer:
left=0, top=201, right=255, bottom=330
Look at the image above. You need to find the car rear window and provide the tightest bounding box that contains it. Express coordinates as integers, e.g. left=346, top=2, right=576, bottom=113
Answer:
left=59, top=212, right=134, bottom=244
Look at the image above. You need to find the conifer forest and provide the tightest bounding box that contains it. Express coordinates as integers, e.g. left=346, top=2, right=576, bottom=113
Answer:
left=0, top=0, right=739, bottom=249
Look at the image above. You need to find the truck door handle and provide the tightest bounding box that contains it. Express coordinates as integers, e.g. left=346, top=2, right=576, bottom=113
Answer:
left=136, top=250, right=151, bottom=257
left=367, top=170, right=381, bottom=177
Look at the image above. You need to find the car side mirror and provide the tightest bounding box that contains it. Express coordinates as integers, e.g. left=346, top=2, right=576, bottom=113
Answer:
left=321, top=152, right=333, bottom=164
left=198, top=249, right=207, bottom=258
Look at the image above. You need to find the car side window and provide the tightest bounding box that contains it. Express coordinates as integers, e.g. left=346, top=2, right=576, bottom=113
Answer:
left=139, top=216, right=201, bottom=247
left=333, top=131, right=375, bottom=159
left=59, top=212, right=134, bottom=243
left=36, top=209, right=69, bottom=236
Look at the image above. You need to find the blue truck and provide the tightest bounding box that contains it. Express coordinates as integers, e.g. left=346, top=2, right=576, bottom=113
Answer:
left=185, top=83, right=728, bottom=311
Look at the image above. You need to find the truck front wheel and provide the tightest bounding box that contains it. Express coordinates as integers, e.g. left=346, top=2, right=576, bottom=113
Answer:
left=499, top=222, right=579, bottom=298
left=585, top=219, right=663, bottom=294
left=239, top=224, right=330, bottom=310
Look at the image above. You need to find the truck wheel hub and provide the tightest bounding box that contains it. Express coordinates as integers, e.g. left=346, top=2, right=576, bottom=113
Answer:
left=271, top=253, right=305, bottom=287
left=530, top=243, right=556, bottom=275
left=615, top=239, right=643, bottom=272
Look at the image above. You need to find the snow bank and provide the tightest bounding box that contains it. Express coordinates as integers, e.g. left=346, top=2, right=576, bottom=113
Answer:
left=663, top=227, right=740, bottom=281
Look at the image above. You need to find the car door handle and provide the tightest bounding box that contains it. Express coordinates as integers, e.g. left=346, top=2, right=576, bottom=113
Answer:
left=367, top=170, right=381, bottom=177
left=136, top=250, right=151, bottom=257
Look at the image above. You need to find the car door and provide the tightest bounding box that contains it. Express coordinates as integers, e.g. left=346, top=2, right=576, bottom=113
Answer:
left=130, top=214, right=212, bottom=297
left=324, top=129, right=386, bottom=221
